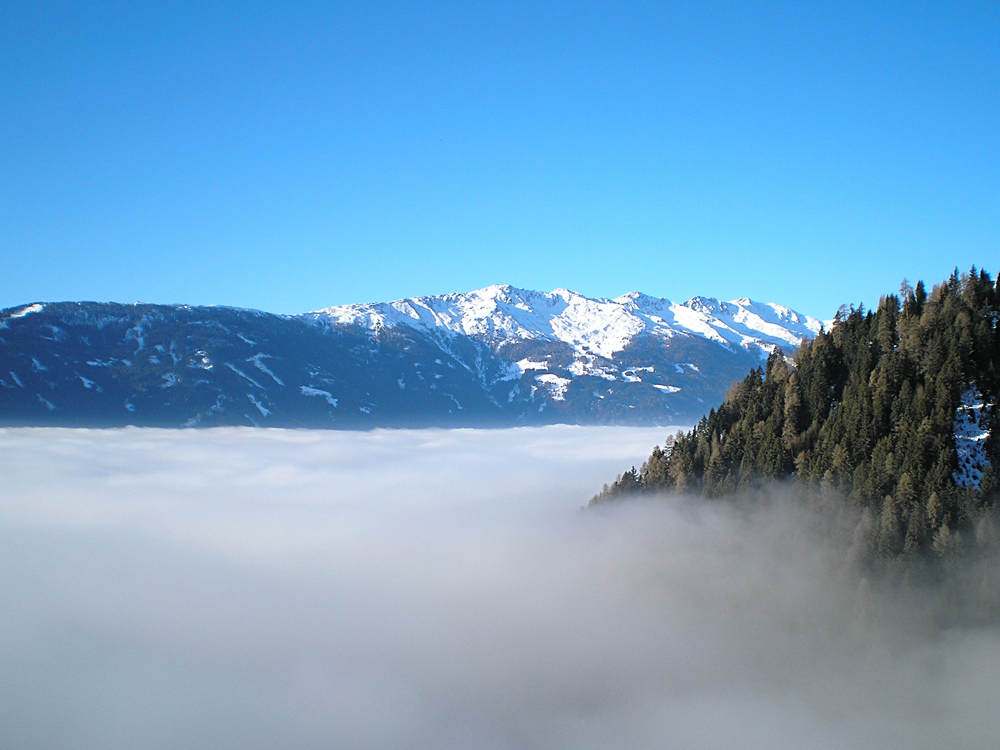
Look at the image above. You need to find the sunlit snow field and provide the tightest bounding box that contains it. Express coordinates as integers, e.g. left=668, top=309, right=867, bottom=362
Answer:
left=2, top=426, right=1000, bottom=750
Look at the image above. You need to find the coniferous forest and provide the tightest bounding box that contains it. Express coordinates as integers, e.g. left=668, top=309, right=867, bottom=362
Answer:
left=593, top=268, right=1000, bottom=561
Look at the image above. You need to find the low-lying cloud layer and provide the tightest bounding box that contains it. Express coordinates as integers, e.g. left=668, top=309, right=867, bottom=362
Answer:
left=1, top=426, right=998, bottom=749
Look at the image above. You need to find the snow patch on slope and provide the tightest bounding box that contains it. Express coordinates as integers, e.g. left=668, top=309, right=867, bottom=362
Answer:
left=517, top=358, right=548, bottom=372
left=9, top=303, right=44, bottom=319
left=247, top=393, right=271, bottom=417
left=653, top=384, right=681, bottom=394
left=954, top=388, right=992, bottom=489
left=301, top=386, right=338, bottom=407
left=225, top=363, right=264, bottom=389
left=247, top=353, right=284, bottom=386
left=535, top=373, right=571, bottom=401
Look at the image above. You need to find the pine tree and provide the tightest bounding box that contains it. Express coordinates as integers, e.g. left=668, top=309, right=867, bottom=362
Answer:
left=878, top=495, right=902, bottom=556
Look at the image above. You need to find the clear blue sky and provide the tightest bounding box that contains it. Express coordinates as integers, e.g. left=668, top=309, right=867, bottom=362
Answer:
left=2, top=1, right=997, bottom=319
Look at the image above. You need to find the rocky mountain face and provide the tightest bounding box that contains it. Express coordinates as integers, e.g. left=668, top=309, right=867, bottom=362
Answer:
left=0, top=287, right=823, bottom=428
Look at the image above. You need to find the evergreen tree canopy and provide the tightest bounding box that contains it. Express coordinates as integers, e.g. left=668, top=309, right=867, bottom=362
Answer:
left=592, top=268, right=1000, bottom=558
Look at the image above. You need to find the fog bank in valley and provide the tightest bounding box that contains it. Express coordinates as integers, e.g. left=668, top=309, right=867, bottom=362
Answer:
left=1, top=426, right=998, bottom=749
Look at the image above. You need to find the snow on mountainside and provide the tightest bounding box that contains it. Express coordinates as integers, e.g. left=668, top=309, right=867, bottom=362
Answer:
left=0, top=289, right=824, bottom=429
left=953, top=388, right=992, bottom=490
left=310, top=285, right=823, bottom=366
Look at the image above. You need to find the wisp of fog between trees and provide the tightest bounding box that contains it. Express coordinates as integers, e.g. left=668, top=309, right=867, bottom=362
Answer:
left=2, top=426, right=999, bottom=750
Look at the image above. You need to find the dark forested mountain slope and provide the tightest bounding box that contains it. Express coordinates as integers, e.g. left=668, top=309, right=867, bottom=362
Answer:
left=594, top=268, right=1000, bottom=559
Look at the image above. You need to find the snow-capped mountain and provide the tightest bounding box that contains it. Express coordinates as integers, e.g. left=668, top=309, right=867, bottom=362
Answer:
left=310, top=284, right=822, bottom=379
left=0, top=287, right=824, bottom=428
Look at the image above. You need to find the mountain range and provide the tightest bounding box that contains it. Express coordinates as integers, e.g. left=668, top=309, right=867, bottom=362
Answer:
left=0, top=285, right=823, bottom=428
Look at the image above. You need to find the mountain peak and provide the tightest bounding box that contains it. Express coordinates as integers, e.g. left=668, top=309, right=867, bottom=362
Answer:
left=615, top=291, right=669, bottom=306
left=466, top=283, right=517, bottom=300
left=685, top=295, right=727, bottom=314
left=311, top=285, right=822, bottom=364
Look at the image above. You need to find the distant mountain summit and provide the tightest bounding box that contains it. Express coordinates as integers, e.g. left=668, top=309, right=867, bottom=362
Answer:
left=311, top=284, right=822, bottom=371
left=0, top=287, right=823, bottom=428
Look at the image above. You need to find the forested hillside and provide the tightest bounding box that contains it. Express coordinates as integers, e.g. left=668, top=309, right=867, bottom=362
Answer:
left=593, top=268, right=999, bottom=559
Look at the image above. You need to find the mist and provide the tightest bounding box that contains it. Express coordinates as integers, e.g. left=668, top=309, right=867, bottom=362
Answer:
left=1, top=426, right=998, bottom=750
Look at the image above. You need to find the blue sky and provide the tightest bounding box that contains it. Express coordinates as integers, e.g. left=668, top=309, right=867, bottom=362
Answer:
left=2, top=1, right=997, bottom=319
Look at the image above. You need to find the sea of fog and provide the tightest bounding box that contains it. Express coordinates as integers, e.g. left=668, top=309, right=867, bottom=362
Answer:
left=1, top=426, right=999, bottom=750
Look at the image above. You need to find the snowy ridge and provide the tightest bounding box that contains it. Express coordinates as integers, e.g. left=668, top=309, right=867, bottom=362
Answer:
left=0, top=295, right=825, bottom=429
left=311, top=285, right=823, bottom=365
